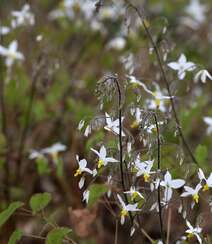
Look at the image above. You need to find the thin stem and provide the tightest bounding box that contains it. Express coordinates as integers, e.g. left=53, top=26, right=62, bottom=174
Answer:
left=115, top=219, right=119, bottom=244
left=124, top=0, right=199, bottom=166
left=17, top=58, right=44, bottom=179
left=153, top=113, right=165, bottom=242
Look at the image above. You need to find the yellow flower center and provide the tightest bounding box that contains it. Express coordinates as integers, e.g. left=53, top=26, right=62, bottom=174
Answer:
left=193, top=193, right=199, bottom=204
left=143, top=173, right=150, bottom=182
left=131, top=191, right=138, bottom=201
left=98, top=159, right=104, bottom=169
left=187, top=232, right=194, bottom=239
left=121, top=209, right=128, bottom=217
left=52, top=152, right=58, bottom=162
left=155, top=98, right=161, bottom=107
left=132, top=83, right=139, bottom=89
left=130, top=120, right=139, bottom=129
left=74, top=168, right=82, bottom=177
left=203, top=184, right=209, bottom=192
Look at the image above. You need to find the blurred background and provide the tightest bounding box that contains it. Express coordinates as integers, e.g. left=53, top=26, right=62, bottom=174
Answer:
left=0, top=0, right=212, bottom=243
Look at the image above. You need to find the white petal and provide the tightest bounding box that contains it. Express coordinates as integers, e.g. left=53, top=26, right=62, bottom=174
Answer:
left=167, top=62, right=180, bottom=70
left=170, top=179, right=185, bottom=189
left=79, top=177, right=85, bottom=189
left=178, top=54, right=187, bottom=64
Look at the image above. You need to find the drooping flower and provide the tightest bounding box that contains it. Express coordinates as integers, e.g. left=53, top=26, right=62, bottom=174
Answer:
left=74, top=155, right=93, bottom=189
left=130, top=107, right=142, bottom=129
left=29, top=150, right=44, bottom=160
left=194, top=69, right=212, bottom=83
left=185, top=220, right=202, bottom=244
left=11, top=4, right=35, bottom=28
left=82, top=189, right=90, bottom=204
left=117, top=194, right=140, bottom=225
left=160, top=171, right=185, bottom=201
left=167, top=54, right=196, bottom=80
left=42, top=142, right=66, bottom=162
left=181, top=184, right=202, bottom=204
left=0, top=40, right=24, bottom=67
left=107, top=37, right=126, bottom=50
left=135, top=159, right=154, bottom=182
left=198, top=168, right=212, bottom=191
left=124, top=186, right=144, bottom=201
left=104, top=113, right=125, bottom=136
left=203, top=117, right=212, bottom=135
left=91, top=145, right=118, bottom=169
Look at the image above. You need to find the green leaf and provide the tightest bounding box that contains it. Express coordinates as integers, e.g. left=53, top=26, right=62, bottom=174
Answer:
left=29, top=192, right=52, bottom=214
left=8, top=229, right=23, bottom=244
left=0, top=202, right=24, bottom=228
left=45, top=227, right=72, bottom=244
left=88, top=184, right=108, bottom=207
left=194, top=144, right=208, bottom=165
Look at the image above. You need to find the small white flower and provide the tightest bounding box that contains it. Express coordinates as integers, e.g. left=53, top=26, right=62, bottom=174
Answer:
left=78, top=120, right=85, bottom=130
left=124, top=186, right=144, bottom=201
left=84, top=125, right=91, bottom=137
left=128, top=77, right=172, bottom=112
left=107, top=37, right=126, bottom=50
left=11, top=4, right=35, bottom=28
left=0, top=26, right=10, bottom=35
left=181, top=183, right=202, bottom=204
left=198, top=168, right=212, bottom=191
left=160, top=171, right=185, bottom=202
left=104, top=113, right=125, bottom=136
left=167, top=54, right=196, bottom=80
left=42, top=142, right=66, bottom=161
left=130, top=107, right=142, bottom=128
left=144, top=121, right=164, bottom=134
left=29, top=150, right=44, bottom=160
left=82, top=190, right=90, bottom=204
left=0, top=40, right=24, bottom=67
left=185, top=220, right=202, bottom=244
left=117, top=194, right=140, bottom=225
left=194, top=69, right=212, bottom=83
left=135, top=159, right=154, bottom=182
left=91, top=145, right=118, bottom=169
left=74, top=155, right=93, bottom=189
left=185, top=0, right=206, bottom=25
left=203, top=116, right=212, bottom=135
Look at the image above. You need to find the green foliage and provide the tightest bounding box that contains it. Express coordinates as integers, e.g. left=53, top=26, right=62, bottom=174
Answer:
left=0, top=202, right=24, bottom=228
left=88, top=184, right=108, bottom=207
left=195, top=144, right=208, bottom=167
left=29, top=192, right=52, bottom=214
left=8, top=229, right=23, bottom=244
left=45, top=227, right=72, bottom=244
left=36, top=158, right=50, bottom=175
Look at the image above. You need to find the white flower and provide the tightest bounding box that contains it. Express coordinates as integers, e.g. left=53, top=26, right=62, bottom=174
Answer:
left=84, top=125, right=91, bottom=137
left=135, top=159, right=154, bottom=182
left=120, top=53, right=135, bottom=75
left=82, top=190, right=90, bottom=204
left=144, top=121, right=164, bottom=134
left=107, top=37, right=126, bottom=50
left=0, top=26, right=10, bottom=35
left=130, top=107, right=142, bottom=128
left=128, top=77, right=171, bottom=112
left=78, top=120, right=85, bottom=130
left=0, top=41, right=24, bottom=67
left=194, top=69, right=212, bottom=83
left=104, top=113, right=125, bottom=136
left=29, top=150, right=44, bottom=160
left=124, top=186, right=144, bottom=201
left=203, top=117, right=212, bottom=135
left=91, top=145, right=118, bottom=169
left=181, top=184, right=202, bottom=204
left=117, top=194, right=140, bottom=225
left=74, top=155, right=93, bottom=189
left=42, top=142, right=66, bottom=161
left=160, top=171, right=185, bottom=201
left=11, top=4, right=35, bottom=28
left=167, top=54, right=196, bottom=80
left=185, top=0, right=206, bottom=24
left=185, top=220, right=202, bottom=244
left=198, top=168, right=212, bottom=191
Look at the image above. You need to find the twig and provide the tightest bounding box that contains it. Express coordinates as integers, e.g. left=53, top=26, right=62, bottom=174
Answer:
left=153, top=112, right=165, bottom=242
left=124, top=0, right=199, bottom=166
left=166, top=208, right=172, bottom=244
left=115, top=219, right=119, bottom=244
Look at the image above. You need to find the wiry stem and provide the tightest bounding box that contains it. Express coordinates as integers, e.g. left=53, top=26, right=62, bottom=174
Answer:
left=153, top=112, right=165, bottom=242
left=124, top=0, right=199, bottom=166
